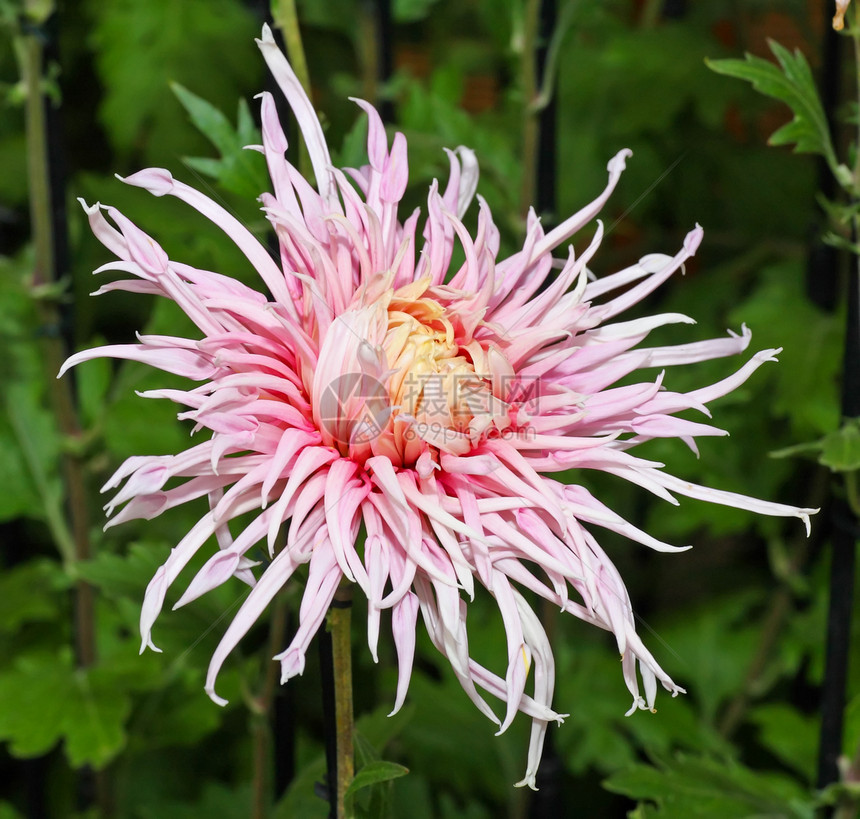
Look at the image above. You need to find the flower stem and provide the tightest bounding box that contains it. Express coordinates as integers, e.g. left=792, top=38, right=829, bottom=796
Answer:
left=519, top=0, right=541, bottom=220
left=19, top=0, right=97, bottom=684
left=270, top=0, right=314, bottom=183
left=19, top=6, right=110, bottom=815
left=251, top=595, right=290, bottom=819
left=328, top=581, right=354, bottom=819
left=271, top=0, right=311, bottom=95
left=817, top=4, right=860, bottom=790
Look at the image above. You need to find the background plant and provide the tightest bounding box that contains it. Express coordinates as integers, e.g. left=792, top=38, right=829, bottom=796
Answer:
left=0, top=1, right=853, bottom=817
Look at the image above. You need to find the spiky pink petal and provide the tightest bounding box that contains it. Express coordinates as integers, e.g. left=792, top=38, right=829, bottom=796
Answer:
left=63, top=27, right=817, bottom=788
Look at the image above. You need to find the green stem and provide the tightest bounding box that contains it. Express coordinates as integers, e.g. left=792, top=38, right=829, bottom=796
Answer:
left=519, top=0, right=541, bottom=219
left=250, top=595, right=290, bottom=819
left=271, top=0, right=311, bottom=94
left=271, top=0, right=313, bottom=180
left=853, top=8, right=860, bottom=196
left=329, top=582, right=354, bottom=819
left=19, top=7, right=110, bottom=814
left=638, top=0, right=663, bottom=28
left=834, top=738, right=860, bottom=819
left=532, top=1, right=578, bottom=113
left=19, top=3, right=96, bottom=670
left=718, top=468, right=827, bottom=737
left=846, top=470, right=860, bottom=518
left=356, top=3, right=379, bottom=105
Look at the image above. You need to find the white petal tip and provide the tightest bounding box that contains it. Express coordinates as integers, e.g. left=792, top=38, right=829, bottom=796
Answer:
left=121, top=168, right=175, bottom=197
left=139, top=639, right=162, bottom=655
left=171, top=594, right=192, bottom=611
left=608, top=148, right=633, bottom=173
left=684, top=224, right=704, bottom=254
left=801, top=511, right=818, bottom=536
left=206, top=688, right=229, bottom=707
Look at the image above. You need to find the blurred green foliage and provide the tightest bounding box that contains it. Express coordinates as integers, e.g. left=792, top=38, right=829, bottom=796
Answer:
left=0, top=0, right=856, bottom=817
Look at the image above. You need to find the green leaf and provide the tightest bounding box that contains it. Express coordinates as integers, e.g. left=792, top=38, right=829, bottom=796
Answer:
left=89, top=0, right=259, bottom=165
left=345, top=760, right=410, bottom=799
left=604, top=754, right=815, bottom=819
left=0, top=559, right=69, bottom=635
left=102, top=368, right=189, bottom=461
left=706, top=41, right=837, bottom=171
left=73, top=348, right=111, bottom=428
left=136, top=782, right=253, bottom=819
left=355, top=702, right=414, bottom=751
left=3, top=383, right=70, bottom=557
left=770, top=440, right=824, bottom=460
left=822, top=231, right=860, bottom=255
left=0, top=650, right=131, bottom=768
left=172, top=83, right=267, bottom=199
left=819, top=419, right=860, bottom=472
left=75, top=541, right=165, bottom=602
left=749, top=704, right=817, bottom=781
left=271, top=749, right=328, bottom=819
left=394, top=0, right=442, bottom=23
left=0, top=802, right=25, bottom=819
left=727, top=261, right=841, bottom=439
left=171, top=82, right=239, bottom=159
left=354, top=730, right=381, bottom=768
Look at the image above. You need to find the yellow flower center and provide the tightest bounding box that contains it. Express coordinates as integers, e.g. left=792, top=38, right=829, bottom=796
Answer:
left=380, top=279, right=511, bottom=457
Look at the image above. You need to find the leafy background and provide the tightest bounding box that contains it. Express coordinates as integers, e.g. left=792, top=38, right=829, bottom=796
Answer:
left=0, top=0, right=856, bottom=817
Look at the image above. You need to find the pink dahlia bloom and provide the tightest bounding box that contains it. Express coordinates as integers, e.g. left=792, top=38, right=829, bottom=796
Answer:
left=62, top=25, right=815, bottom=788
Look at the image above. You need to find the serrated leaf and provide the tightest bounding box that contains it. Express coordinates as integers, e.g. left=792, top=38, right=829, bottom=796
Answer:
left=706, top=41, right=837, bottom=171
left=749, top=704, right=817, bottom=781
left=394, top=0, right=442, bottom=23
left=65, top=666, right=133, bottom=768
left=90, top=0, right=259, bottom=165
left=819, top=420, right=860, bottom=471
left=0, top=651, right=131, bottom=768
left=2, top=381, right=71, bottom=558
left=0, top=802, right=25, bottom=819
left=172, top=82, right=267, bottom=199
left=0, top=559, right=69, bottom=635
left=75, top=351, right=112, bottom=428
left=817, top=192, right=860, bottom=225
left=822, top=231, right=860, bottom=255
left=354, top=730, right=381, bottom=768
left=271, top=750, right=328, bottom=819
left=182, top=156, right=224, bottom=178
left=136, top=782, right=253, bottom=819
left=355, top=702, right=414, bottom=750
left=770, top=439, right=824, bottom=460
left=171, top=82, right=238, bottom=158
left=0, top=254, right=65, bottom=529
left=236, top=98, right=257, bottom=144
left=345, top=760, right=409, bottom=798
left=75, top=541, right=166, bottom=601
left=604, top=754, right=815, bottom=819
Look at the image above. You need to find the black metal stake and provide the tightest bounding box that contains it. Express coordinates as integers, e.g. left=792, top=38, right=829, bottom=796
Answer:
left=816, top=6, right=859, bottom=793
left=817, top=261, right=860, bottom=788
left=373, top=0, right=394, bottom=124
left=318, top=621, right=339, bottom=817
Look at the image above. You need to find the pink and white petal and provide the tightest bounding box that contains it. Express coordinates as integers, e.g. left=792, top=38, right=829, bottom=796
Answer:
left=256, top=24, right=334, bottom=202
left=389, top=591, right=420, bottom=715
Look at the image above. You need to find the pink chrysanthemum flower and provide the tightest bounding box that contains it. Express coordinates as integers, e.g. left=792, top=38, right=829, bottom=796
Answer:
left=62, top=26, right=815, bottom=789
